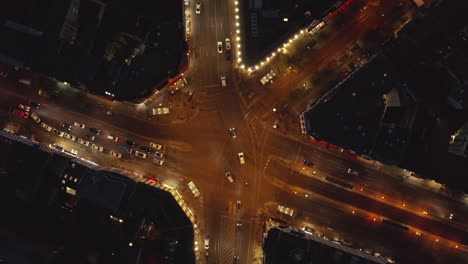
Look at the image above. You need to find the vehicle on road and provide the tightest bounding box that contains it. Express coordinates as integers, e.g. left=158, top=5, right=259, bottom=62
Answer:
left=41, top=123, right=52, bottom=132
left=135, top=151, right=147, bottom=158
left=155, top=152, right=164, bottom=159
left=217, top=41, right=223, bottom=53
left=110, top=151, right=122, bottom=158
left=125, top=140, right=136, bottom=147
left=74, top=122, right=85, bottom=129
left=78, top=138, right=90, bottom=146
left=195, top=2, right=201, bottom=14
left=204, top=238, right=209, bottom=250
left=236, top=200, right=241, bottom=209
left=30, top=113, right=40, bottom=123
left=64, top=133, right=76, bottom=141
left=91, top=144, right=104, bottom=152
left=154, top=159, right=164, bottom=166
left=118, top=145, right=132, bottom=154
left=53, top=129, right=64, bottom=137
left=238, top=152, right=245, bottom=164
left=220, top=76, right=226, bottom=87
left=188, top=181, right=201, bottom=198
left=89, top=127, right=100, bottom=135
left=18, top=104, right=30, bottom=112
left=226, top=50, right=232, bottom=62
left=13, top=108, right=29, bottom=118
left=236, top=222, right=242, bottom=231
left=302, top=160, right=314, bottom=167
left=233, top=256, right=239, bottom=264
left=149, top=142, right=163, bottom=150
left=107, top=135, right=119, bottom=141
left=61, top=122, right=72, bottom=130
left=30, top=101, right=40, bottom=108
left=85, top=134, right=95, bottom=141
left=139, top=146, right=152, bottom=153
left=277, top=204, right=295, bottom=217
left=260, top=69, right=277, bottom=85
left=225, top=172, right=234, bottom=183
left=229, top=128, right=237, bottom=138
left=225, top=38, right=231, bottom=50
left=347, top=168, right=359, bottom=176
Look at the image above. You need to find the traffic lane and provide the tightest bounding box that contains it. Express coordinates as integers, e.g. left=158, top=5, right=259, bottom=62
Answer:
left=268, top=185, right=468, bottom=264
left=270, top=163, right=468, bottom=244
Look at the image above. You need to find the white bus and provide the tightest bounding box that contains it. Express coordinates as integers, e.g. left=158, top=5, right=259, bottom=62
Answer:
left=188, top=181, right=201, bottom=198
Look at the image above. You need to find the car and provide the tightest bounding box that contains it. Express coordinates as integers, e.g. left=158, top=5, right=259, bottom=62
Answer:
left=61, top=122, right=72, bottom=131
left=220, top=76, right=226, bottom=87
left=85, top=134, right=95, bottom=141
left=139, top=146, right=152, bottom=153
left=135, top=151, right=147, bottom=158
left=149, top=142, right=163, bottom=150
left=53, top=129, right=65, bottom=137
left=236, top=222, right=242, bottom=231
left=229, top=128, right=237, bottom=138
left=13, top=108, right=29, bottom=118
left=40, top=122, right=52, bottom=131
left=110, top=151, right=122, bottom=158
left=236, top=200, right=241, bottom=209
left=91, top=144, right=104, bottom=152
left=107, top=135, right=119, bottom=141
left=347, top=168, right=359, bottom=176
left=277, top=204, right=295, bottom=217
left=154, top=159, right=164, bottom=166
left=125, top=140, right=136, bottom=147
left=217, top=41, right=223, bottom=53
left=78, top=138, right=90, bottom=146
left=155, top=152, right=164, bottom=159
left=64, top=133, right=76, bottom=141
left=226, top=50, right=232, bottom=62
left=30, top=101, right=40, bottom=108
left=233, top=256, right=239, bottom=264
left=18, top=104, right=30, bottom=112
left=195, top=2, right=201, bottom=14
left=30, top=113, right=41, bottom=123
left=238, top=152, right=245, bottom=164
left=184, top=0, right=190, bottom=6
left=302, top=160, right=313, bottom=167
left=74, top=122, right=85, bottom=129
left=89, top=127, right=100, bottom=135
left=225, top=172, right=234, bottom=183
left=204, top=238, right=209, bottom=250
left=225, top=38, right=231, bottom=50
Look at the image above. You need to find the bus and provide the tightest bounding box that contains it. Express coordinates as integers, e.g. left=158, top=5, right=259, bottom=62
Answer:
left=188, top=181, right=201, bottom=198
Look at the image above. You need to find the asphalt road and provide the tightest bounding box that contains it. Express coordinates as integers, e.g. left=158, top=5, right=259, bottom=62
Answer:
left=1, top=0, right=468, bottom=264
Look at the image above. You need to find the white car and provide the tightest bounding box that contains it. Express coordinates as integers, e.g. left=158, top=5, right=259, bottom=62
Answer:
left=64, top=133, right=76, bottom=141
left=238, top=152, right=245, bottom=164
left=220, top=76, right=226, bottom=87
left=204, top=238, right=209, bottom=250
left=225, top=38, right=231, bottom=50
left=53, top=129, right=64, bottom=137
left=18, top=104, right=30, bottom=112
left=41, top=122, right=52, bottom=132
left=184, top=0, right=190, bottom=6
left=135, top=151, right=147, bottom=158
left=225, top=172, right=234, bottom=183
left=277, top=204, right=295, bottom=217
left=217, top=41, right=223, bottom=53
left=78, top=138, right=90, bottom=146
left=74, top=121, right=85, bottom=129
left=107, top=135, right=119, bottom=141
left=149, top=142, right=163, bottom=150
left=30, top=113, right=41, bottom=123
left=91, top=144, right=104, bottom=152
left=110, top=151, right=122, bottom=158
left=195, top=2, right=201, bottom=14
left=155, top=152, right=164, bottom=159
left=155, top=159, right=164, bottom=166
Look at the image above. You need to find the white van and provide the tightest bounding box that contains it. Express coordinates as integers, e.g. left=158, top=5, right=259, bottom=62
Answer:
left=221, top=76, right=226, bottom=87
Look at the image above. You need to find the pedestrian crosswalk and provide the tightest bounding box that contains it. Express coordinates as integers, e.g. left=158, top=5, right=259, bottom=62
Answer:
left=217, top=215, right=236, bottom=264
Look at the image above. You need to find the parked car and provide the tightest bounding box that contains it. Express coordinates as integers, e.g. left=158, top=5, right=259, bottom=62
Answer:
left=78, top=138, right=90, bottom=146
left=204, top=238, right=209, bottom=249
left=91, top=144, right=104, bottom=152
left=85, top=134, right=95, bottom=141
left=195, top=2, right=201, bottom=14
left=154, top=159, right=164, bottom=166
left=155, top=152, right=164, bottom=159
left=64, top=133, right=76, bottom=141
left=125, top=140, right=136, bottom=147
left=217, top=41, right=223, bottom=53
left=139, top=146, right=152, bottom=153
left=347, top=168, right=359, bottom=176
left=18, top=104, right=30, bottom=112
left=53, top=129, right=64, bottom=137
left=41, top=122, right=52, bottom=131
left=13, top=108, right=29, bottom=118
left=110, top=151, right=122, bottom=158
